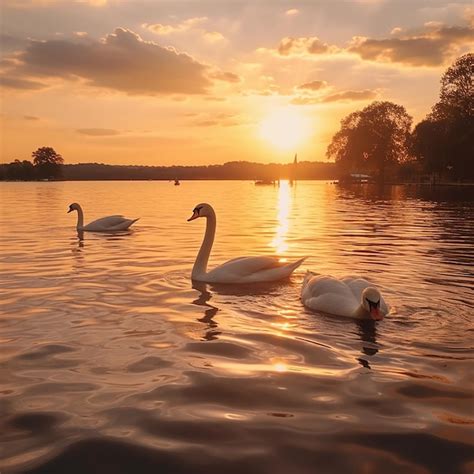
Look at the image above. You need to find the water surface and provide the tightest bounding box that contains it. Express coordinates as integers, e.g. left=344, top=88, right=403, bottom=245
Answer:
left=1, top=181, right=473, bottom=473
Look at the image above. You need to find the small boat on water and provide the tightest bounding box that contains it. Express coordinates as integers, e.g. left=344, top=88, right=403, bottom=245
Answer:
left=337, top=173, right=373, bottom=184
left=255, top=179, right=275, bottom=185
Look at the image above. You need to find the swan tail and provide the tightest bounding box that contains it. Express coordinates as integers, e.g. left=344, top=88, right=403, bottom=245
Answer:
left=275, top=257, right=306, bottom=279
left=287, top=256, right=307, bottom=273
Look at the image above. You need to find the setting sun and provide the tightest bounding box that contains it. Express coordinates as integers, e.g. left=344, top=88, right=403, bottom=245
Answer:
left=259, top=108, right=312, bottom=151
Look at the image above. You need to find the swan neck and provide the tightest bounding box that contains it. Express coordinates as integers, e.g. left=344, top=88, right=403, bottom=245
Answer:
left=192, top=212, right=216, bottom=279
left=76, top=206, right=84, bottom=229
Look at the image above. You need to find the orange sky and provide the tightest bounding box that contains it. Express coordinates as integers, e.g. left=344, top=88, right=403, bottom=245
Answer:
left=1, top=0, right=473, bottom=165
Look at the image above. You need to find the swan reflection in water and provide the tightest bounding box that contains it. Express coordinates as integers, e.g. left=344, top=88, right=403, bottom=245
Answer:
left=191, top=280, right=291, bottom=341
left=191, top=281, right=221, bottom=341
left=356, top=319, right=379, bottom=369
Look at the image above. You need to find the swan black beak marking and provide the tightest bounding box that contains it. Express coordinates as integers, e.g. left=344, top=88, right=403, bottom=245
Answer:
left=67, top=208, right=72, bottom=213
left=187, top=210, right=199, bottom=222
left=187, top=206, right=202, bottom=222
left=366, top=298, right=382, bottom=320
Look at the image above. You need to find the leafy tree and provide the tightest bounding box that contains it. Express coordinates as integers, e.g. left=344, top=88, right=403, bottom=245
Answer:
left=4, top=160, right=36, bottom=180
left=327, top=101, right=413, bottom=183
left=431, top=53, right=473, bottom=121
left=412, top=54, right=473, bottom=180
left=32, top=147, right=64, bottom=179
left=411, top=120, right=448, bottom=181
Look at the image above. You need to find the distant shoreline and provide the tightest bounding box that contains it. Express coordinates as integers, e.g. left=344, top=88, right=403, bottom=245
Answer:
left=2, top=179, right=474, bottom=187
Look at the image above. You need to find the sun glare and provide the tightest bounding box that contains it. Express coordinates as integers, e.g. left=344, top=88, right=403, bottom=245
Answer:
left=260, top=108, right=312, bottom=151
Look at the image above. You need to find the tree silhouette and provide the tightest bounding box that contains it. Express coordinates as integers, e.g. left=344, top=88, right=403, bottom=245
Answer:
left=327, top=101, right=412, bottom=183
left=412, top=54, right=473, bottom=180
left=32, top=147, right=64, bottom=179
left=432, top=53, right=473, bottom=121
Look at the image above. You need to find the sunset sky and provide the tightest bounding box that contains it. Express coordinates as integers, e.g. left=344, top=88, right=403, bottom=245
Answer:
left=1, top=0, right=473, bottom=165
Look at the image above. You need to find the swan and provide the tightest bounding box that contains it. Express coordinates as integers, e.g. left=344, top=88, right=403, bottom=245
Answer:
left=67, top=203, right=139, bottom=232
left=301, top=272, right=388, bottom=320
left=187, top=203, right=305, bottom=283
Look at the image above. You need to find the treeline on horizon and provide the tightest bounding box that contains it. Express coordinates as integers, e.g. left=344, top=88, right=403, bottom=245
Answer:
left=0, top=159, right=337, bottom=181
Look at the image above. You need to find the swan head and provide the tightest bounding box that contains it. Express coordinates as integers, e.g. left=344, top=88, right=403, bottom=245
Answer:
left=67, top=203, right=80, bottom=213
left=361, top=287, right=384, bottom=320
left=187, top=203, right=214, bottom=221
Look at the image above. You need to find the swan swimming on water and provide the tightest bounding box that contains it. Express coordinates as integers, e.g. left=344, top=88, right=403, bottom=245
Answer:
left=67, top=203, right=139, bottom=232
left=301, top=272, right=388, bottom=320
left=188, top=203, right=305, bottom=283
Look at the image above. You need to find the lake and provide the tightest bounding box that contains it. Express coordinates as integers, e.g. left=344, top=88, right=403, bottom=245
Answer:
left=1, top=180, right=473, bottom=474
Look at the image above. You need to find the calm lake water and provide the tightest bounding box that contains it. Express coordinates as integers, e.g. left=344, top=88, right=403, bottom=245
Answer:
left=1, top=180, right=473, bottom=474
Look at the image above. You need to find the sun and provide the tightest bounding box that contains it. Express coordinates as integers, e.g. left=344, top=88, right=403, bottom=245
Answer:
left=259, top=108, right=312, bottom=151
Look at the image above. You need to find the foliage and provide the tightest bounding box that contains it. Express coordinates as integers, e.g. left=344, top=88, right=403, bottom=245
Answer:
left=327, top=101, right=412, bottom=182
left=32, top=147, right=64, bottom=178
left=412, top=53, right=473, bottom=180
left=1, top=160, right=36, bottom=180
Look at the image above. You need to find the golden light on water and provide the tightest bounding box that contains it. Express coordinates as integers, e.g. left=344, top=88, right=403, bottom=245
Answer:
left=273, top=362, right=288, bottom=373
left=271, top=180, right=291, bottom=254
left=259, top=108, right=312, bottom=151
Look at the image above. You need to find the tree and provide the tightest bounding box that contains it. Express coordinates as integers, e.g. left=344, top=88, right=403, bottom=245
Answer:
left=4, top=159, right=36, bottom=180
left=411, top=120, right=448, bottom=180
left=32, top=147, right=64, bottom=179
left=412, top=54, right=474, bottom=180
left=432, top=53, right=473, bottom=121
left=327, top=101, right=413, bottom=183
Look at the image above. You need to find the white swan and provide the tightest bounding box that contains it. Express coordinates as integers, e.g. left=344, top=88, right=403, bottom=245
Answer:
left=67, top=203, right=139, bottom=232
left=301, top=272, right=389, bottom=320
left=188, top=203, right=305, bottom=283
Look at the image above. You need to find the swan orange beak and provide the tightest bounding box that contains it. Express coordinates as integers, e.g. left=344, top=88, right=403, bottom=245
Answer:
left=67, top=209, right=73, bottom=213
left=187, top=210, right=199, bottom=222
left=370, top=308, right=383, bottom=321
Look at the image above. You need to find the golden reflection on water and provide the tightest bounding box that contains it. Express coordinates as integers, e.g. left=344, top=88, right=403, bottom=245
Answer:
left=270, top=180, right=291, bottom=254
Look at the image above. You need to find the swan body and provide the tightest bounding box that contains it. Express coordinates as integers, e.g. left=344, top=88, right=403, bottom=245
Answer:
left=188, top=203, right=305, bottom=283
left=301, top=272, right=388, bottom=320
left=68, top=203, right=139, bottom=232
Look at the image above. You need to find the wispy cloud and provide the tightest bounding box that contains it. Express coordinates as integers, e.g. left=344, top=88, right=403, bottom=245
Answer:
left=143, top=17, right=226, bottom=44
left=291, top=89, right=377, bottom=105
left=296, top=80, right=328, bottom=91
left=143, top=17, right=208, bottom=35
left=77, top=128, right=120, bottom=136
left=0, top=75, right=46, bottom=90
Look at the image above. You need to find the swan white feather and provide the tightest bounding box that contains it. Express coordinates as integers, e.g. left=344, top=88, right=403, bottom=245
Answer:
left=301, top=272, right=389, bottom=320
left=188, top=203, right=305, bottom=283
left=68, top=203, right=139, bottom=232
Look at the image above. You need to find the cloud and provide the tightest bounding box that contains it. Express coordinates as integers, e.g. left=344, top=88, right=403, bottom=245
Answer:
left=5, top=28, right=213, bottom=95
left=191, top=112, right=242, bottom=127
left=285, top=9, right=299, bottom=16
left=264, top=21, right=472, bottom=67
left=3, top=0, right=107, bottom=7
left=296, top=80, right=328, bottom=91
left=211, top=71, right=241, bottom=83
left=321, top=89, right=378, bottom=102
left=0, top=75, right=46, bottom=90
left=24, top=115, right=40, bottom=120
left=144, top=17, right=208, bottom=35
left=349, top=24, right=474, bottom=66
left=0, top=33, right=29, bottom=51
left=144, top=17, right=227, bottom=45
left=291, top=89, right=377, bottom=105
left=278, top=36, right=330, bottom=56
left=203, top=31, right=226, bottom=43
left=77, top=128, right=120, bottom=136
